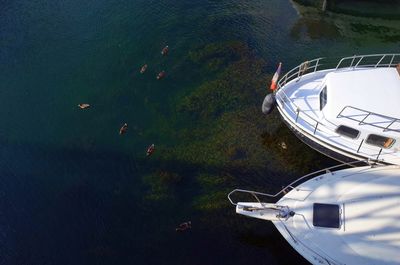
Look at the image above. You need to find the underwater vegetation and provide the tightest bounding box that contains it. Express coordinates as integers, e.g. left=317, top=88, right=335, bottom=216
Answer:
left=261, top=124, right=335, bottom=173
left=142, top=41, right=333, bottom=213
left=142, top=170, right=183, bottom=201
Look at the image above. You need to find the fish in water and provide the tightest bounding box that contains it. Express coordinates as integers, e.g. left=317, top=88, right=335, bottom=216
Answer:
left=140, top=64, right=148, bottom=74
left=119, top=123, right=128, bottom=135
left=161, top=45, right=169, bottom=56
left=175, top=221, right=191, bottom=232
left=78, top=103, right=90, bottom=109
left=146, top=144, right=155, bottom=156
left=157, top=71, right=166, bottom=80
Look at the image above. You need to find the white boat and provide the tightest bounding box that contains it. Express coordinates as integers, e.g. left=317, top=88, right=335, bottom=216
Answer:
left=270, top=54, right=400, bottom=165
left=228, top=162, right=400, bottom=265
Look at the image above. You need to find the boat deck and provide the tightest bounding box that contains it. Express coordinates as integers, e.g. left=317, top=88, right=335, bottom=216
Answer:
left=275, top=68, right=400, bottom=165
left=277, top=70, right=327, bottom=122
left=275, top=165, right=400, bottom=265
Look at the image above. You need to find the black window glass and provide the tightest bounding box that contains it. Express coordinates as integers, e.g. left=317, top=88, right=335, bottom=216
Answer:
left=319, top=86, right=327, bottom=110
left=366, top=134, right=395, bottom=149
left=313, top=203, right=340, bottom=228
left=336, top=125, right=360, bottom=139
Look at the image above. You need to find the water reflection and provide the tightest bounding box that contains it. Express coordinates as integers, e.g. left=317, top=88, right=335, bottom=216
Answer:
left=291, top=0, right=400, bottom=42
left=290, top=17, right=340, bottom=40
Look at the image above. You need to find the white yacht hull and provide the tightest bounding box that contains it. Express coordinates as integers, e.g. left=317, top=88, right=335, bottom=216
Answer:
left=230, top=165, right=400, bottom=264
left=273, top=55, right=400, bottom=165
left=277, top=102, right=369, bottom=164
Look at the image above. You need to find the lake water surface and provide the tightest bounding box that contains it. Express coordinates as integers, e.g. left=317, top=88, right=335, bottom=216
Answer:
left=1, top=0, right=399, bottom=264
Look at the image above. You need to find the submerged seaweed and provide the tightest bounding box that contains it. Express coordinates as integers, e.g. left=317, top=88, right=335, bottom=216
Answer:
left=142, top=41, right=332, bottom=213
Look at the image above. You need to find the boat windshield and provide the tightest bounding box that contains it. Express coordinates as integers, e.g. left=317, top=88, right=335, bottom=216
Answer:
left=319, top=86, right=327, bottom=110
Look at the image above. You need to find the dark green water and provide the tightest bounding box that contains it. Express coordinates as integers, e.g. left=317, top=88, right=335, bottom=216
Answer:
left=1, top=0, right=399, bottom=264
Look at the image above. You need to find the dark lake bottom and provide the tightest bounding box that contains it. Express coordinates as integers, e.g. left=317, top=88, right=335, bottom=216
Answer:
left=0, top=0, right=399, bottom=264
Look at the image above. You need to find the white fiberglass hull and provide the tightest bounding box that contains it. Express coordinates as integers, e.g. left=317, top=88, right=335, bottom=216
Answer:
left=232, top=165, right=400, bottom=264
left=275, top=67, right=400, bottom=165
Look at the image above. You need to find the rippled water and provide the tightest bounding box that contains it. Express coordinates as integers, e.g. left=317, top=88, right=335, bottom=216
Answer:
left=0, top=0, right=399, bottom=264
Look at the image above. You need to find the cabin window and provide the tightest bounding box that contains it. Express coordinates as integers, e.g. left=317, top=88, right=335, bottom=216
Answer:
left=336, top=125, right=360, bottom=139
left=319, top=86, right=327, bottom=110
left=366, top=134, right=395, bottom=149
left=313, top=203, right=340, bottom=228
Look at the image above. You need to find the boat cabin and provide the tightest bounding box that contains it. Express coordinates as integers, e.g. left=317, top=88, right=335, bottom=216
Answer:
left=323, top=67, right=400, bottom=146
left=274, top=54, right=400, bottom=164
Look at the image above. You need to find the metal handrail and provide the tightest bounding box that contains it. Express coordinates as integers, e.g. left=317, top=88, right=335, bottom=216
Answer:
left=273, top=53, right=400, bottom=159
left=277, top=53, right=400, bottom=92
left=275, top=88, right=326, bottom=135
left=337, top=106, right=400, bottom=133
left=335, top=54, right=400, bottom=70
left=227, top=160, right=371, bottom=206
left=277, top=57, right=324, bottom=88
left=276, top=89, right=395, bottom=160
left=228, top=160, right=375, bottom=265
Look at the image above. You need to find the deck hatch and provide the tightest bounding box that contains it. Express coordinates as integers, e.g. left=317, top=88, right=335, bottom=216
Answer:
left=366, top=134, right=395, bottom=149
left=336, top=125, right=360, bottom=139
left=313, top=203, right=340, bottom=228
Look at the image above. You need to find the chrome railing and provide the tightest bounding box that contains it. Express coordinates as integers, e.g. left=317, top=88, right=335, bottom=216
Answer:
left=335, top=54, right=400, bottom=70
left=277, top=89, right=392, bottom=160
left=275, top=89, right=325, bottom=136
left=273, top=53, right=400, bottom=160
left=277, top=57, right=324, bottom=88
left=228, top=161, right=371, bottom=265
left=337, top=106, right=400, bottom=133
left=277, top=53, right=400, bottom=89
left=227, top=160, right=370, bottom=206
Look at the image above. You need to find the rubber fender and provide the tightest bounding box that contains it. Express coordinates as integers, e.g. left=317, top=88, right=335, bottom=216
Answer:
left=262, top=93, right=276, bottom=115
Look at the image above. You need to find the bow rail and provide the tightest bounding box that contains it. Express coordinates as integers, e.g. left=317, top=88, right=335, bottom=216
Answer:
left=277, top=53, right=400, bottom=89
left=228, top=159, right=371, bottom=206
